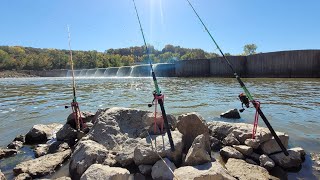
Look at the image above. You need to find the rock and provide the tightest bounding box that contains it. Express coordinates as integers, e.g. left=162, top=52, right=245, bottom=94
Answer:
left=13, top=149, right=71, bottom=178
left=177, top=112, right=209, bottom=151
left=115, top=138, right=140, bottom=166
left=259, top=154, right=275, bottom=170
left=25, top=123, right=63, bottom=144
left=34, top=144, right=49, bottom=157
left=67, top=112, right=95, bottom=128
left=142, top=112, right=177, bottom=130
left=131, top=173, right=145, bottom=180
left=55, top=177, right=72, bottom=180
left=7, top=141, right=23, bottom=150
left=269, top=149, right=302, bottom=169
left=220, top=109, right=241, bottom=119
left=138, top=165, right=152, bottom=175
left=210, top=136, right=222, bottom=151
left=56, top=124, right=78, bottom=144
left=220, top=146, right=244, bottom=160
left=255, top=130, right=272, bottom=144
left=245, top=158, right=258, bottom=165
left=231, top=129, right=252, bottom=144
left=80, top=164, right=129, bottom=180
left=48, top=141, right=70, bottom=154
left=0, top=170, right=5, bottom=180
left=14, top=173, right=32, bottom=180
left=247, top=152, right=261, bottom=163
left=14, top=135, right=25, bottom=143
left=69, top=140, right=116, bottom=180
left=0, top=148, right=18, bottom=159
left=289, top=147, right=306, bottom=160
left=222, top=133, right=240, bottom=146
left=174, top=161, right=236, bottom=180
left=151, top=158, right=176, bottom=180
left=225, top=158, right=270, bottom=180
left=233, top=145, right=253, bottom=156
left=133, top=130, right=184, bottom=166
left=311, top=152, right=320, bottom=172
left=260, top=132, right=289, bottom=155
left=244, top=138, right=260, bottom=149
left=184, top=134, right=211, bottom=166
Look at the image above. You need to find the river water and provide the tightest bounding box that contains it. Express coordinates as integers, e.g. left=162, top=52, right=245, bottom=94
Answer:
left=0, top=77, right=319, bottom=178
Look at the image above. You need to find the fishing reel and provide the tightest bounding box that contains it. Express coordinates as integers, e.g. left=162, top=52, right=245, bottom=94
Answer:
left=238, top=93, right=250, bottom=113
left=147, top=90, right=161, bottom=107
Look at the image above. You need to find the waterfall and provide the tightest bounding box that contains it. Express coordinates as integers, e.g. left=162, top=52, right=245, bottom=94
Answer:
left=130, top=64, right=151, bottom=77
left=116, top=66, right=132, bottom=77
left=104, top=67, right=119, bottom=77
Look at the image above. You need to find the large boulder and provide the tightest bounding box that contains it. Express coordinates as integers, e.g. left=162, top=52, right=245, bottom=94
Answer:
left=7, top=141, right=23, bottom=150
left=13, top=135, right=25, bottom=143
left=142, top=112, right=177, bottom=130
left=210, top=136, right=222, bottom=151
left=14, top=173, right=32, bottom=180
left=220, top=109, right=241, bottom=119
left=67, top=111, right=95, bottom=129
left=13, top=150, right=71, bottom=178
left=222, top=133, right=240, bottom=146
left=34, top=144, right=49, bottom=157
left=0, top=148, right=17, bottom=159
left=260, top=132, right=289, bottom=155
left=174, top=161, right=236, bottom=180
left=138, top=165, right=152, bottom=175
left=151, top=158, right=176, bottom=180
left=69, top=140, right=116, bottom=180
left=269, top=149, right=302, bottom=169
left=184, top=134, right=211, bottom=166
left=133, top=130, right=184, bottom=166
left=232, top=145, right=253, bottom=156
left=25, top=123, right=63, bottom=144
left=311, top=152, right=320, bottom=172
left=56, top=124, right=78, bottom=144
left=220, top=146, right=244, bottom=160
left=177, top=112, right=209, bottom=151
left=259, top=154, right=275, bottom=170
left=0, top=170, right=5, bottom=180
left=225, top=158, right=270, bottom=180
left=80, top=164, right=129, bottom=180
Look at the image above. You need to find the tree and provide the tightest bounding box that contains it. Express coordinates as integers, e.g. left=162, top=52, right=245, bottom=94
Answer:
left=243, top=44, right=257, bottom=55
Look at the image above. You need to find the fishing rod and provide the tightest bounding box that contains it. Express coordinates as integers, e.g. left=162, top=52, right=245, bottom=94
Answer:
left=132, top=0, right=175, bottom=151
left=66, top=26, right=84, bottom=132
left=186, top=0, right=289, bottom=156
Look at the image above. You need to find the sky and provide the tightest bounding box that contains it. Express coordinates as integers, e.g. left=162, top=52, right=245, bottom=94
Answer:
left=0, top=0, right=319, bottom=55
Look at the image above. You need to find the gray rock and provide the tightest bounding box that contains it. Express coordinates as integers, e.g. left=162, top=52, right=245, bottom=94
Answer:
left=259, top=154, right=275, bottom=170
left=55, top=177, right=72, bottom=180
left=184, top=134, right=211, bottom=166
left=14, top=135, right=25, bottom=143
left=220, top=146, right=244, bottom=160
left=289, top=147, right=306, bottom=160
left=255, top=130, right=272, bottom=144
left=225, top=158, right=270, bottom=180
left=269, top=149, right=302, bottom=169
left=138, top=165, right=152, bottom=175
left=34, top=144, right=49, bottom=157
left=133, top=130, right=184, bottom=166
left=7, top=141, right=23, bottom=150
left=25, top=123, right=63, bottom=144
left=56, top=124, right=77, bottom=143
left=13, top=150, right=71, bottom=178
left=14, top=173, right=32, bottom=180
left=151, top=158, right=176, bottom=180
left=231, top=129, right=252, bottom=144
left=48, top=141, right=70, bottom=154
left=220, top=109, right=241, bottom=119
left=233, top=145, right=253, bottom=156
left=131, top=173, right=145, bottom=180
left=245, top=158, right=258, bottom=165
left=244, top=138, right=260, bottom=149
left=0, top=148, right=17, bottom=159
left=210, top=136, right=222, bottom=151
left=69, top=140, right=116, bottom=180
left=80, top=164, right=129, bottom=180
left=310, top=152, right=320, bottom=172
left=0, top=170, right=5, bottom=180
left=142, top=112, right=177, bottom=130
left=67, top=111, right=95, bottom=128
left=222, top=133, right=240, bottom=146
left=177, top=112, right=209, bottom=151
left=247, top=152, right=261, bottom=163
left=174, top=161, right=236, bottom=180
left=260, top=132, right=289, bottom=155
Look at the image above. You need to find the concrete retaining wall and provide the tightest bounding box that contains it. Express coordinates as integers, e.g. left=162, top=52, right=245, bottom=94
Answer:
left=210, top=56, right=247, bottom=77
left=154, top=63, right=175, bottom=77
left=175, top=59, right=210, bottom=77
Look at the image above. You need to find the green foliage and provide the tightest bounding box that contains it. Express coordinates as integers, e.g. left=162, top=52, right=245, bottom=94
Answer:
left=243, top=44, right=257, bottom=55
left=0, top=44, right=226, bottom=70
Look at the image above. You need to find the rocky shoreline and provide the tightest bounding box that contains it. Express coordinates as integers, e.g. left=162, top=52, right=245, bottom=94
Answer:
left=0, top=107, right=318, bottom=180
left=0, top=71, right=37, bottom=78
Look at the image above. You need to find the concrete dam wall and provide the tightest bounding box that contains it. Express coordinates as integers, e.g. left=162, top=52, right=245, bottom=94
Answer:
left=23, top=50, right=320, bottom=78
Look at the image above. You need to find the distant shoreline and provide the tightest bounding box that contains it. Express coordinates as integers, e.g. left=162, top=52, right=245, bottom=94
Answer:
left=0, top=70, right=38, bottom=78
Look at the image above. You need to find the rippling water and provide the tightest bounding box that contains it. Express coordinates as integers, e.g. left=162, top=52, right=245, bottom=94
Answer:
left=0, top=77, right=319, bottom=177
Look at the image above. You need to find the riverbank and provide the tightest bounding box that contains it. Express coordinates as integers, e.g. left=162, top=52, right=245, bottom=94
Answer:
left=0, top=71, right=37, bottom=78
left=0, top=107, right=318, bottom=179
